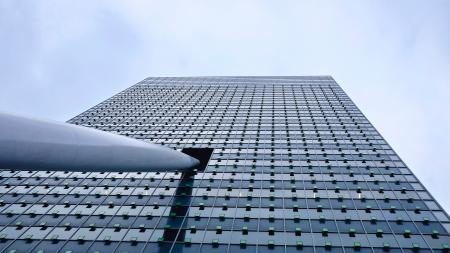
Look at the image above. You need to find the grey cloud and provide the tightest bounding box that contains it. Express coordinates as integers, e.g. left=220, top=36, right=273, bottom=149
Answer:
left=0, top=0, right=449, bottom=211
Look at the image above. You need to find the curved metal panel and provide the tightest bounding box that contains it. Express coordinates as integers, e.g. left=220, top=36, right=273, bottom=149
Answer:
left=0, top=112, right=199, bottom=172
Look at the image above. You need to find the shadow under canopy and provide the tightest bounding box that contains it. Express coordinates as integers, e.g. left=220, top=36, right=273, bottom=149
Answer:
left=161, top=148, right=214, bottom=245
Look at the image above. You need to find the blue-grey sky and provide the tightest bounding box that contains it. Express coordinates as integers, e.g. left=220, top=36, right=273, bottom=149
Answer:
left=1, top=1, right=449, bottom=212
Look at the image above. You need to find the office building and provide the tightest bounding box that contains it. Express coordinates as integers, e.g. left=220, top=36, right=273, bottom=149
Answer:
left=0, top=76, right=449, bottom=253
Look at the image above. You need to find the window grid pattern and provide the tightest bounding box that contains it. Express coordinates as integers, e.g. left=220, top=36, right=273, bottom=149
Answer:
left=0, top=76, right=448, bottom=253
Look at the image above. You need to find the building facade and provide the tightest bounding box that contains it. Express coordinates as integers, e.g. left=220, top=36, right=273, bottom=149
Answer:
left=0, top=76, right=449, bottom=253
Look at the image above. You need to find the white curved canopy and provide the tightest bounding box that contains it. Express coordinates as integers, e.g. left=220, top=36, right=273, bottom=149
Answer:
left=0, top=112, right=199, bottom=172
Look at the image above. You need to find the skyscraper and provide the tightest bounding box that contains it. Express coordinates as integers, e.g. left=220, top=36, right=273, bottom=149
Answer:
left=0, top=76, right=448, bottom=253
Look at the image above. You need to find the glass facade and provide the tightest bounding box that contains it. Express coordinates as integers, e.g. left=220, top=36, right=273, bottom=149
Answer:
left=0, top=76, right=449, bottom=253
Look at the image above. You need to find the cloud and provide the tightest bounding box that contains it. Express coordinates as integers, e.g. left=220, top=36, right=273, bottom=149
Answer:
left=0, top=0, right=449, bottom=211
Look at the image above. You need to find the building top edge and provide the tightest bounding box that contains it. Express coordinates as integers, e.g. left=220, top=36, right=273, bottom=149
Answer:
left=137, top=76, right=336, bottom=85
left=143, top=75, right=333, bottom=79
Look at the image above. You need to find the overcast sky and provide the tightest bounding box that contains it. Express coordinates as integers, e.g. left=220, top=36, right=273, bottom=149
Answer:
left=0, top=0, right=449, bottom=212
